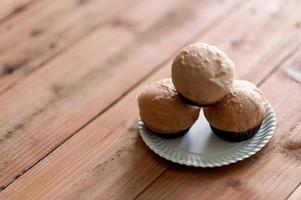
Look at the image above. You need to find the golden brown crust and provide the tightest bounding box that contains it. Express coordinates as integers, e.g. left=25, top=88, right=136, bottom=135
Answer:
left=172, top=43, right=235, bottom=105
left=138, top=78, right=200, bottom=134
left=204, top=80, right=266, bottom=132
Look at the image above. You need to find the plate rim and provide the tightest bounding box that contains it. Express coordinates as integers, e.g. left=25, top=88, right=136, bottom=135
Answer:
left=138, top=102, right=277, bottom=167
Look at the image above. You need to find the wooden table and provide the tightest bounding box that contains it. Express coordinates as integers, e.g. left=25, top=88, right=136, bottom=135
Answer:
left=0, top=0, right=300, bottom=199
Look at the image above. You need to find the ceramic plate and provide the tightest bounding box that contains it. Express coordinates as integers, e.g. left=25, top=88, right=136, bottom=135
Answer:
left=138, top=102, right=276, bottom=167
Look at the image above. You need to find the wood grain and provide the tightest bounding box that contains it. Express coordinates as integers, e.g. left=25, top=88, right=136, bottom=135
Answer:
left=0, top=0, right=137, bottom=93
left=0, top=0, right=34, bottom=23
left=1, top=1, right=301, bottom=198
left=199, top=0, right=301, bottom=83
left=136, top=48, right=301, bottom=200
left=0, top=0, right=240, bottom=189
left=288, top=183, right=301, bottom=200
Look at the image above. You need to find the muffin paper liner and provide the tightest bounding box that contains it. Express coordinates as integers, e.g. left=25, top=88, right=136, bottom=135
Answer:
left=144, top=125, right=190, bottom=139
left=210, top=123, right=262, bottom=142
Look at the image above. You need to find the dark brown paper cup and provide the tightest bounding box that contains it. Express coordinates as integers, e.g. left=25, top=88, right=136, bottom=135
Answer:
left=210, top=123, right=262, bottom=142
left=144, top=124, right=190, bottom=139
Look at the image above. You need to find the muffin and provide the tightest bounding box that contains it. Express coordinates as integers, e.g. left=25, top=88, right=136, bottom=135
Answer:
left=203, top=80, right=266, bottom=142
left=138, top=78, right=200, bottom=138
left=172, top=43, right=235, bottom=106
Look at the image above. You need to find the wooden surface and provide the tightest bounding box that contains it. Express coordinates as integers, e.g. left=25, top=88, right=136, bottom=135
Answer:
left=0, top=0, right=300, bottom=199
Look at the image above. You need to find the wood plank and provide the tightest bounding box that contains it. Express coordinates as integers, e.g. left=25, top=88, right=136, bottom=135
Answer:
left=136, top=49, right=301, bottom=200
left=288, top=183, right=301, bottom=200
left=199, top=0, right=301, bottom=83
left=0, top=0, right=240, bottom=189
left=0, top=0, right=137, bottom=93
left=0, top=0, right=35, bottom=23
left=1, top=1, right=301, bottom=198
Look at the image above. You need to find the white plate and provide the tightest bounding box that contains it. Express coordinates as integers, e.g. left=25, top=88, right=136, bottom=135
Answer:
left=138, top=102, right=276, bottom=167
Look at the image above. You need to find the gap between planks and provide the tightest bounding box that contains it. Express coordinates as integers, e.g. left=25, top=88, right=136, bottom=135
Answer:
left=0, top=0, right=245, bottom=191
left=286, top=182, right=301, bottom=200
left=1, top=0, right=244, bottom=189
left=133, top=44, right=301, bottom=200
left=258, top=44, right=301, bottom=86
left=0, top=0, right=137, bottom=94
left=0, top=0, right=298, bottom=198
left=2, top=41, right=300, bottom=199
left=0, top=0, right=37, bottom=24
left=136, top=47, right=301, bottom=199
